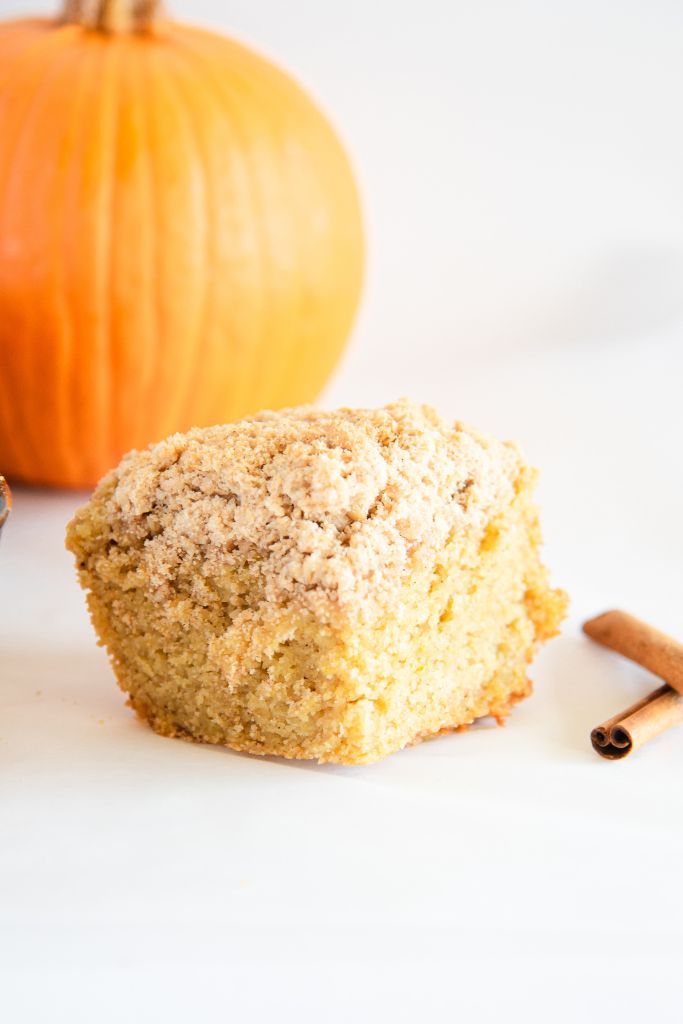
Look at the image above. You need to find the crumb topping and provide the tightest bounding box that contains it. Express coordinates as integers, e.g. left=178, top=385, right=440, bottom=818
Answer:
left=85, top=400, right=522, bottom=617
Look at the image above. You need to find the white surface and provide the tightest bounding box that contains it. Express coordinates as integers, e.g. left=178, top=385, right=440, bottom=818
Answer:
left=2, top=1, right=683, bottom=1021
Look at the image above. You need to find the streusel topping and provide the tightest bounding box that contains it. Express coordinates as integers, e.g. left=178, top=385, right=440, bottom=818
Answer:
left=97, top=400, right=521, bottom=612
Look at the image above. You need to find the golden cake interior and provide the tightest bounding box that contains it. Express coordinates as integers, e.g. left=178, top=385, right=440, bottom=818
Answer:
left=67, top=401, right=566, bottom=765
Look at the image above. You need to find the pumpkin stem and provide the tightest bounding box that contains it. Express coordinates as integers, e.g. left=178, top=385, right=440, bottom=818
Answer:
left=61, top=0, right=163, bottom=34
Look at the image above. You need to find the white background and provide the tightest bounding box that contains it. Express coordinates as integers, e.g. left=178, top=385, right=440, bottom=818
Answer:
left=2, top=1, right=683, bottom=1020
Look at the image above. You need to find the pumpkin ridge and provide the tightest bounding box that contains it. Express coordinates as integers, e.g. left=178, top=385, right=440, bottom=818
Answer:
left=51, top=42, right=98, bottom=484
left=254, top=60, right=309, bottom=412
left=269, top=55, right=361, bottom=405
left=207, top=46, right=275, bottom=420
left=0, top=32, right=88, bottom=479
left=147, top=41, right=213, bottom=438
left=179, top=25, right=363, bottom=407
left=114, top=37, right=163, bottom=452
left=0, top=28, right=51, bottom=472
left=96, top=40, right=131, bottom=468
left=90, top=38, right=123, bottom=481
left=137, top=39, right=209, bottom=442
left=129, top=39, right=162, bottom=451
left=173, top=27, right=324, bottom=413
left=168, top=45, right=218, bottom=433
left=169, top=27, right=272, bottom=421
left=209, top=33, right=312, bottom=412
left=267, top=63, right=331, bottom=409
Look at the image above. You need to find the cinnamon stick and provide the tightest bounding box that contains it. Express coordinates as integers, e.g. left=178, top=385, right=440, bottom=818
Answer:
left=591, top=684, right=683, bottom=760
left=583, top=610, right=683, bottom=697
left=584, top=610, right=683, bottom=759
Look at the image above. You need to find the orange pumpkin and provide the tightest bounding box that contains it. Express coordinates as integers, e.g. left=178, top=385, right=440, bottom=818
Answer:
left=0, top=0, right=363, bottom=488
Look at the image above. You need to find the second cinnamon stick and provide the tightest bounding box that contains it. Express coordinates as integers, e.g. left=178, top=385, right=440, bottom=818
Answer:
left=591, top=684, right=683, bottom=760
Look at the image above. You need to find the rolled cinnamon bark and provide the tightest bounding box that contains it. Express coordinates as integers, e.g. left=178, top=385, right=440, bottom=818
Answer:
left=591, top=684, right=683, bottom=760
left=583, top=610, right=683, bottom=697
left=584, top=610, right=683, bottom=759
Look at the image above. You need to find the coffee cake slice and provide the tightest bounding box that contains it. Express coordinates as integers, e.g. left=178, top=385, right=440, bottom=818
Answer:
left=66, top=400, right=566, bottom=764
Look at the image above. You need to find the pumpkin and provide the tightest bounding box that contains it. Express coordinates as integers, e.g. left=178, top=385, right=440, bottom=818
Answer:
left=0, top=0, right=363, bottom=488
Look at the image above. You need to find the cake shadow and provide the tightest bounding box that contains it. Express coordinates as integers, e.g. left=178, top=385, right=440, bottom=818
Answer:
left=193, top=740, right=375, bottom=777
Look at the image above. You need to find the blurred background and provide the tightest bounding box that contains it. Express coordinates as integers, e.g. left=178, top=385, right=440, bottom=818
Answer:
left=196, top=0, right=683, bottom=370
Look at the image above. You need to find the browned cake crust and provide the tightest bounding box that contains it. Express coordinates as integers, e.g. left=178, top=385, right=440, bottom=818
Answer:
left=67, top=400, right=567, bottom=764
